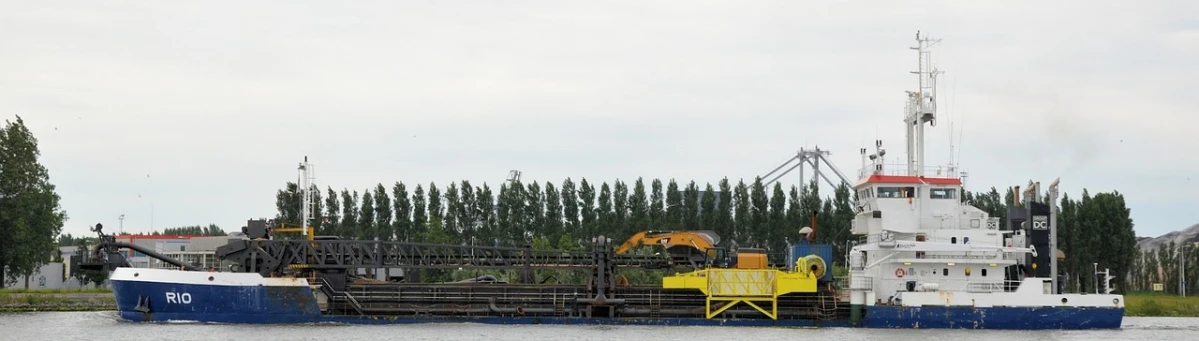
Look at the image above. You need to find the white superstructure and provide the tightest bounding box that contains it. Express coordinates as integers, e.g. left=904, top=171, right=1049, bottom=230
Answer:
left=846, top=32, right=1124, bottom=311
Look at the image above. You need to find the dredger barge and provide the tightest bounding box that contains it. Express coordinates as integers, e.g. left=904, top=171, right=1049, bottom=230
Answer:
left=79, top=33, right=1124, bottom=329
left=82, top=218, right=848, bottom=327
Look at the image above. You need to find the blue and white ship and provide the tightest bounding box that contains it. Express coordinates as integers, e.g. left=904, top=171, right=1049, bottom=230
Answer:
left=92, top=32, right=1123, bottom=329
left=843, top=32, right=1124, bottom=329
left=109, top=267, right=324, bottom=324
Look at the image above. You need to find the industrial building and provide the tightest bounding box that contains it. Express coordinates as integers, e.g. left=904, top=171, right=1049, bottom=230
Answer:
left=3, top=234, right=240, bottom=289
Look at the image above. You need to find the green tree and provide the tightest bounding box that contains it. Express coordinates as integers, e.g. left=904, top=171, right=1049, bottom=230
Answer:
left=162, top=225, right=226, bottom=236
left=613, top=180, right=629, bottom=237
left=309, top=185, right=324, bottom=234
left=324, top=187, right=340, bottom=236
left=732, top=180, right=750, bottom=243
left=392, top=182, right=411, bottom=242
left=799, top=180, right=822, bottom=241
left=597, top=182, right=613, bottom=235
left=274, top=182, right=300, bottom=224
left=649, top=179, right=665, bottom=228
left=543, top=182, right=563, bottom=242
left=717, top=178, right=733, bottom=241
left=525, top=181, right=544, bottom=239
left=459, top=181, right=477, bottom=241
left=830, top=183, right=854, bottom=264
left=374, top=184, right=392, bottom=241
left=445, top=183, right=461, bottom=236
left=1058, top=193, right=1079, bottom=291
left=749, top=177, right=768, bottom=247
left=682, top=181, right=699, bottom=228
left=428, top=183, right=443, bottom=223
left=500, top=181, right=526, bottom=243
left=476, top=184, right=496, bottom=244
left=561, top=178, right=579, bottom=232
left=340, top=190, right=358, bottom=238
left=628, top=178, right=650, bottom=233
left=785, top=185, right=804, bottom=240
left=768, top=182, right=786, bottom=251
left=412, top=184, right=427, bottom=235
left=700, top=183, right=716, bottom=230
left=0, top=116, right=67, bottom=287
left=579, top=179, right=596, bottom=236
left=359, top=190, right=375, bottom=239
left=665, top=179, right=682, bottom=229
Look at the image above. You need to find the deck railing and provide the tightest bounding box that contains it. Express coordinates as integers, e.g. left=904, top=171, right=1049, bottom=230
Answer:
left=857, top=163, right=960, bottom=179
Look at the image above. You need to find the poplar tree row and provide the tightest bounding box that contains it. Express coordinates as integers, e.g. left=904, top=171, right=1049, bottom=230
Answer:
left=274, top=178, right=1140, bottom=292
left=962, top=187, right=1139, bottom=293
left=1128, top=240, right=1199, bottom=295
left=275, top=177, right=857, bottom=264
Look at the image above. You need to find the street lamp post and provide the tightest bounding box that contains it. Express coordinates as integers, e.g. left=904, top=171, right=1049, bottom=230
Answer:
left=150, top=178, right=154, bottom=233
left=118, top=214, right=125, bottom=235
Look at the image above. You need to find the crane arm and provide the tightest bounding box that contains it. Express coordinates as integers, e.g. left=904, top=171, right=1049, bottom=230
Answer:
left=614, top=230, right=722, bottom=254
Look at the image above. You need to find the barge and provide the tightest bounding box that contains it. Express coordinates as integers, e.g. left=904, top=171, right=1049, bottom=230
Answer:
left=81, top=32, right=1123, bottom=329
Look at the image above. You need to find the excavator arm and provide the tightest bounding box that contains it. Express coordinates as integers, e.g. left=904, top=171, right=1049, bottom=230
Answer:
left=614, top=230, right=722, bottom=255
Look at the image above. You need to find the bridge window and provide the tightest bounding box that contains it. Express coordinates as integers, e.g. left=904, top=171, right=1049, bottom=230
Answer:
left=857, top=188, right=874, bottom=198
left=930, top=188, right=957, bottom=199
left=877, top=186, right=916, bottom=198
left=951, top=237, right=957, bottom=244
left=942, top=268, right=948, bottom=276
left=982, top=269, right=988, bottom=277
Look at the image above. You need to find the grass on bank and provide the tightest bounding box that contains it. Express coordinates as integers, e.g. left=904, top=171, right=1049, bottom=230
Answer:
left=1125, top=292, right=1199, bottom=317
left=0, top=288, right=111, bottom=294
left=0, top=288, right=115, bottom=312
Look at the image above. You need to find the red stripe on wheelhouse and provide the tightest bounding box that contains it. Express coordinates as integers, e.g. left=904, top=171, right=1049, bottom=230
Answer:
left=856, top=175, right=962, bottom=186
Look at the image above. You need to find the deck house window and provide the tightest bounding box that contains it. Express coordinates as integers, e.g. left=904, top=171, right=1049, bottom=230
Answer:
left=930, top=188, right=957, bottom=199
left=877, top=186, right=916, bottom=198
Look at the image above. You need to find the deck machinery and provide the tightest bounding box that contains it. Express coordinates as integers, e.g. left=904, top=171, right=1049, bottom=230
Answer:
left=84, top=219, right=847, bottom=323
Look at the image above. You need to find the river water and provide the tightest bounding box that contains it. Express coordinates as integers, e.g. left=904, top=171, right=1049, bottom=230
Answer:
left=0, top=311, right=1193, bottom=340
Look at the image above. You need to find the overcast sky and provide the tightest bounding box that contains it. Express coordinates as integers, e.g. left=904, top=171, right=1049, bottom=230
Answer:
left=2, top=1, right=1195, bottom=239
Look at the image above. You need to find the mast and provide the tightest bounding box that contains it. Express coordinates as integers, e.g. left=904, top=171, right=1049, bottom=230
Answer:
left=1049, top=178, right=1059, bottom=294
left=298, top=156, right=314, bottom=237
left=906, top=31, right=942, bottom=177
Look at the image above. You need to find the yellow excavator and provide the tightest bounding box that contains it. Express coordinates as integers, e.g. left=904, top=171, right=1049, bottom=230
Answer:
left=613, top=230, right=768, bottom=270
left=614, top=230, right=719, bottom=254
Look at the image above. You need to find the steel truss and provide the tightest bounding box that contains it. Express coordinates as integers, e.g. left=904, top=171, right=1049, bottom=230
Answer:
left=216, top=238, right=705, bottom=276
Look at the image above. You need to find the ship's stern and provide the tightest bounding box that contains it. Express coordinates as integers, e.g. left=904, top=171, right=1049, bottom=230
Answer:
left=109, top=267, right=323, bottom=323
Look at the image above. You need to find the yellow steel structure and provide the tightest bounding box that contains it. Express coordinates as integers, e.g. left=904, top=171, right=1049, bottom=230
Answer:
left=274, top=224, right=316, bottom=269
left=272, top=224, right=315, bottom=241
left=662, top=268, right=819, bottom=320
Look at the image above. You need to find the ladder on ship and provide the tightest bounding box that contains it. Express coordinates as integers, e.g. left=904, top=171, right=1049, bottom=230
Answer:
left=316, top=276, right=364, bottom=315
left=817, top=292, right=838, bottom=320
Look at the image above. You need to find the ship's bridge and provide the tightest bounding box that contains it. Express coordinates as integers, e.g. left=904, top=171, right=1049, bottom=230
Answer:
left=850, top=163, right=996, bottom=245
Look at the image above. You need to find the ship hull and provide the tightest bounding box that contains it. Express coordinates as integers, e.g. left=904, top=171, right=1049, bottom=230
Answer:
left=109, top=268, right=849, bottom=327
left=110, top=279, right=325, bottom=323
left=110, top=268, right=1122, bottom=329
left=864, top=305, right=1124, bottom=329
